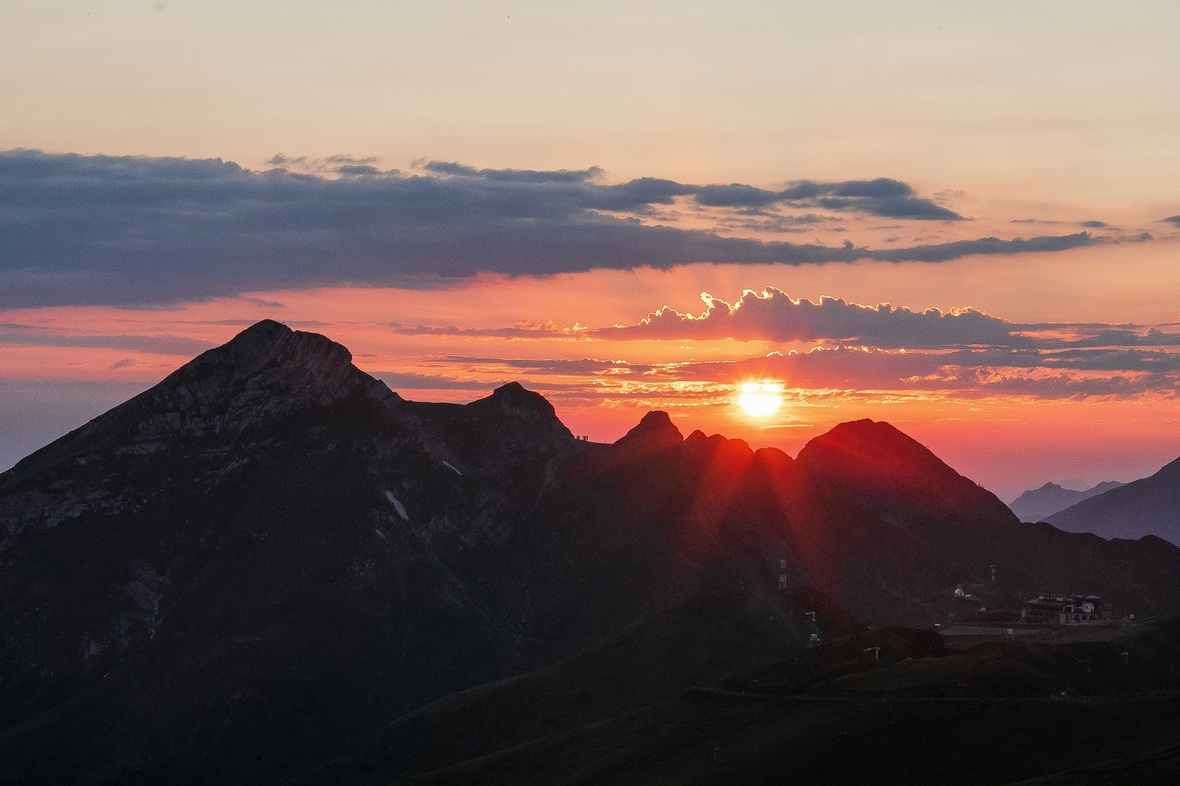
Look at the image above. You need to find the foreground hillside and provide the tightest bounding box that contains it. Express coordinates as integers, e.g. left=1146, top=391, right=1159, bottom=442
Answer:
left=2, top=320, right=1179, bottom=784
left=394, top=620, right=1180, bottom=786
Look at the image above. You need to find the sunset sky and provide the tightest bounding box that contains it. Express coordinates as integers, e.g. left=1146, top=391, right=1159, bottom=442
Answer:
left=2, top=1, right=1179, bottom=499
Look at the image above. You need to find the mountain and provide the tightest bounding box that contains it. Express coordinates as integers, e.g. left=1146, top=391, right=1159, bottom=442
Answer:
left=797, top=418, right=1016, bottom=525
left=1047, top=457, right=1180, bottom=544
left=0, top=321, right=576, bottom=784
left=1010, top=480, right=1125, bottom=522
left=2, top=320, right=1180, bottom=784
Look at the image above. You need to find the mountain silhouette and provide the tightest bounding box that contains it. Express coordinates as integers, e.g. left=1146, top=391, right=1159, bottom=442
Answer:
left=1010, top=480, right=1125, bottom=522
left=796, top=418, right=1016, bottom=525
left=1047, top=458, right=1180, bottom=544
left=2, top=320, right=1179, bottom=784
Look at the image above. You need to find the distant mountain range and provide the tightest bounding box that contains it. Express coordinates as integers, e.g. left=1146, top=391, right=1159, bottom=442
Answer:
left=3, top=320, right=1180, bottom=784
left=1046, top=457, right=1180, bottom=544
left=1010, top=480, right=1125, bottom=522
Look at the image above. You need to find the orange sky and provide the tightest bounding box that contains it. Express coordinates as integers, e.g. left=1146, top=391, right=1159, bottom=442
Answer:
left=4, top=251, right=1180, bottom=499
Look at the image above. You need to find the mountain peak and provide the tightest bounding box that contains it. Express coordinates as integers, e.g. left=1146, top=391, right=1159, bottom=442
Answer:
left=798, top=418, right=1014, bottom=524
left=200, top=319, right=353, bottom=380
left=799, top=419, right=941, bottom=472
left=469, top=381, right=565, bottom=424
left=236, top=317, right=292, bottom=341
left=819, top=418, right=905, bottom=443
left=489, top=381, right=550, bottom=411
left=6, top=322, right=394, bottom=475
left=145, top=320, right=400, bottom=424
left=614, top=411, right=683, bottom=453
left=1010, top=480, right=1126, bottom=523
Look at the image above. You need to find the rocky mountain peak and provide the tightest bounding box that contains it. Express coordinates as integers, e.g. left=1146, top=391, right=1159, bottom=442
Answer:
left=185, top=319, right=369, bottom=395
left=614, top=411, right=684, bottom=454
left=221, top=318, right=296, bottom=359
left=462, top=383, right=573, bottom=450
left=486, top=381, right=558, bottom=418
left=2, top=322, right=396, bottom=479
left=160, top=320, right=394, bottom=416
left=798, top=418, right=1015, bottom=524
left=798, top=419, right=950, bottom=479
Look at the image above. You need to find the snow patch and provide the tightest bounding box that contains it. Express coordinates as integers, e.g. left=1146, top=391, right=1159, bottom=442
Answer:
left=373, top=527, right=387, bottom=540
left=441, top=460, right=463, bottom=476
left=384, top=490, right=409, bottom=521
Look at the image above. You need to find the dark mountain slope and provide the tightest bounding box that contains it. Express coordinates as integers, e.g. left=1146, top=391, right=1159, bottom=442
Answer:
left=1010, top=480, right=1124, bottom=522
left=400, top=620, right=1180, bottom=786
left=0, top=322, right=574, bottom=784
left=1047, top=457, right=1180, bottom=544
left=350, top=587, right=861, bottom=784
left=522, top=412, right=1180, bottom=634
left=796, top=418, right=1016, bottom=526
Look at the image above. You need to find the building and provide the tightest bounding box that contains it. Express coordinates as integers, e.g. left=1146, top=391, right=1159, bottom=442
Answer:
left=1021, top=593, right=1108, bottom=624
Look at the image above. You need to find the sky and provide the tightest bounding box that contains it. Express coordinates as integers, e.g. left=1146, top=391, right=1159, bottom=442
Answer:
left=2, top=1, right=1179, bottom=500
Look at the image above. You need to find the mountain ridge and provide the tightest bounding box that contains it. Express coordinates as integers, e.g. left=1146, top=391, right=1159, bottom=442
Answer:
left=1046, top=457, right=1180, bottom=544
left=1010, top=480, right=1125, bottom=522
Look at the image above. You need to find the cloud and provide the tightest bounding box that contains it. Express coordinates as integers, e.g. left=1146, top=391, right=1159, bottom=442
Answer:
left=419, top=160, right=604, bottom=184
left=695, top=177, right=964, bottom=220
left=402, top=343, right=1180, bottom=405
left=442, top=356, right=652, bottom=375
left=0, top=150, right=1101, bottom=308
left=562, top=288, right=1180, bottom=401
left=649, top=346, right=1180, bottom=400
left=268, top=153, right=383, bottom=177
left=388, top=321, right=589, bottom=339
left=604, top=288, right=1046, bottom=349
left=868, top=233, right=1093, bottom=262
left=0, top=326, right=214, bottom=356
left=372, top=371, right=492, bottom=391
left=694, top=184, right=784, bottom=208
left=1162, top=215, right=1180, bottom=228
left=374, top=370, right=591, bottom=394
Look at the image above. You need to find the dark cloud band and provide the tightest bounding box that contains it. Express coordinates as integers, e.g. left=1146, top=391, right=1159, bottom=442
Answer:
left=0, top=150, right=1095, bottom=308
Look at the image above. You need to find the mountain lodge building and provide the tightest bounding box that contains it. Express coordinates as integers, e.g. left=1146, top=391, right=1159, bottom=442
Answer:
left=1021, top=593, right=1108, bottom=625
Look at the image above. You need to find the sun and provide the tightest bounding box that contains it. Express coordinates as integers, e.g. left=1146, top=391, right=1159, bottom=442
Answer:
left=736, top=381, right=783, bottom=418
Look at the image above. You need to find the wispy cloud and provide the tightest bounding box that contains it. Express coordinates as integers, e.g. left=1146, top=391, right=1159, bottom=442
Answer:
left=662, top=348, right=1165, bottom=399
left=688, top=177, right=964, bottom=220
left=388, top=321, right=589, bottom=339
left=0, top=325, right=213, bottom=355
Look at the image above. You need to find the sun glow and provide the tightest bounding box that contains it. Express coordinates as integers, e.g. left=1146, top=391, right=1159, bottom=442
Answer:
left=736, top=381, right=783, bottom=418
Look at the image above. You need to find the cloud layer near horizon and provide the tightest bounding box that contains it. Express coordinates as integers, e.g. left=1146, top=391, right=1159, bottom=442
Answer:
left=0, top=150, right=1100, bottom=308
left=603, top=288, right=1180, bottom=350
left=384, top=287, right=1180, bottom=403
